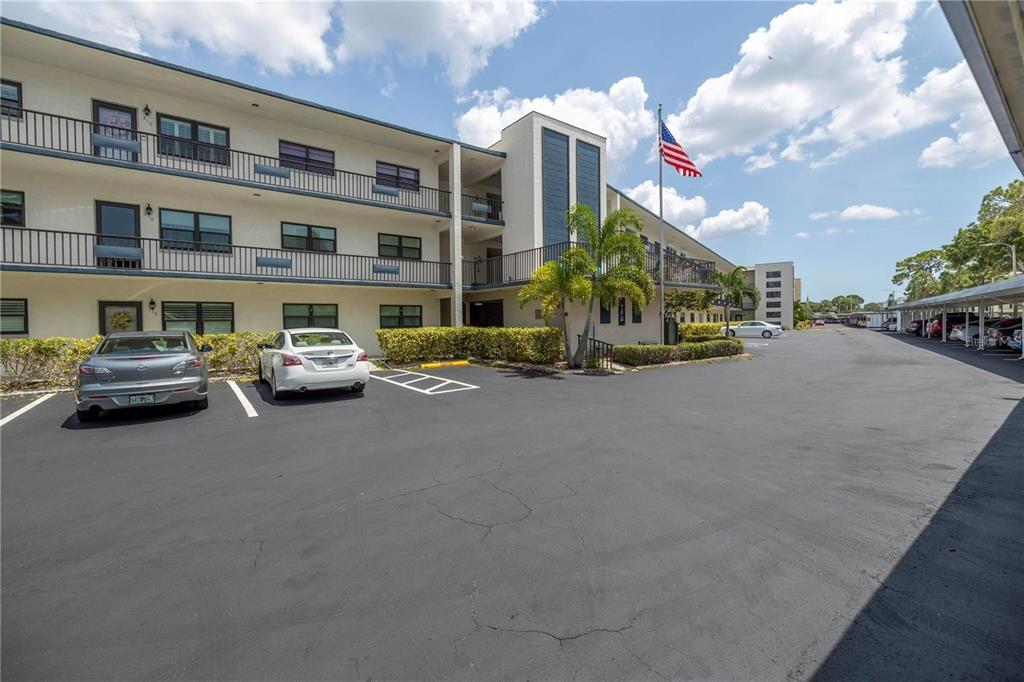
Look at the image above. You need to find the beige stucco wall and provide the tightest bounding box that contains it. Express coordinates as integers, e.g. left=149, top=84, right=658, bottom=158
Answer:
left=0, top=271, right=444, bottom=355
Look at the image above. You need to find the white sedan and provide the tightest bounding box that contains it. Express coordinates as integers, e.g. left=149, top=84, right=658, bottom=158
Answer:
left=721, top=321, right=783, bottom=338
left=257, top=328, right=370, bottom=399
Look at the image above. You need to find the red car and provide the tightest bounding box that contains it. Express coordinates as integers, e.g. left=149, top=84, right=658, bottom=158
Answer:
left=926, top=312, right=977, bottom=338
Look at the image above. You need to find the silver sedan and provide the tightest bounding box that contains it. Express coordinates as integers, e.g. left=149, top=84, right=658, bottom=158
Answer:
left=721, top=321, right=783, bottom=338
left=75, top=331, right=211, bottom=421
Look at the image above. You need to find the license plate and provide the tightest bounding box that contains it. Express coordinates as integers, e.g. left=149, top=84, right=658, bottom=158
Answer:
left=129, top=394, right=155, bottom=405
left=320, top=359, right=336, bottom=367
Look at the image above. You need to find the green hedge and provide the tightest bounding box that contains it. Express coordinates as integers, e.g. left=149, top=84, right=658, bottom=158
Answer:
left=684, top=334, right=726, bottom=343
left=679, top=322, right=724, bottom=339
left=377, top=326, right=562, bottom=364
left=612, top=338, right=744, bottom=367
left=0, top=332, right=274, bottom=390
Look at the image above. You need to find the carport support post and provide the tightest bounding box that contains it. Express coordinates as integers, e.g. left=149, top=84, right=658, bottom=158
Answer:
left=449, top=143, right=464, bottom=327
left=978, top=299, right=985, bottom=351
left=941, top=306, right=947, bottom=343
left=965, top=304, right=971, bottom=348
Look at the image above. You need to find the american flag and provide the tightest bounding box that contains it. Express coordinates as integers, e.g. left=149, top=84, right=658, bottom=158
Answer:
left=660, top=120, right=702, bottom=177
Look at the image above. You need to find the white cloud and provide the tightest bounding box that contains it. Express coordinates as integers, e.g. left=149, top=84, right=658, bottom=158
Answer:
left=623, top=181, right=708, bottom=226
left=742, top=152, right=777, bottom=173
left=3, top=1, right=336, bottom=75
left=664, top=1, right=1003, bottom=169
left=918, top=99, right=1006, bottom=168
left=456, top=77, right=655, bottom=173
left=823, top=227, right=841, bottom=236
left=808, top=210, right=833, bottom=221
left=336, top=1, right=542, bottom=88
left=685, top=202, right=771, bottom=241
left=794, top=231, right=810, bottom=239
left=839, top=204, right=901, bottom=220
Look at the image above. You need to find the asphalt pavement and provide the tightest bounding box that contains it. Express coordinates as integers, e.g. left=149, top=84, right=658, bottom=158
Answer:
left=2, top=328, right=1021, bottom=680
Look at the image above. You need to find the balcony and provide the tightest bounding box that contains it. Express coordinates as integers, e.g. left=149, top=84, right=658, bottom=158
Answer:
left=1, top=226, right=452, bottom=288
left=462, top=242, right=716, bottom=289
left=1, top=108, right=460, bottom=217
left=461, top=193, right=503, bottom=224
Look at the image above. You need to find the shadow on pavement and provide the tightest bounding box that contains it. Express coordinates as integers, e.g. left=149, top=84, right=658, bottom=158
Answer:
left=811, top=399, right=1024, bottom=679
left=880, top=332, right=1022, bottom=383
left=61, top=402, right=202, bottom=430
left=248, top=380, right=363, bottom=406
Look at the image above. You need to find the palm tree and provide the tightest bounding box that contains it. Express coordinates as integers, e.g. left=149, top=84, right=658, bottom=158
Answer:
left=516, top=246, right=594, bottom=366
left=568, top=205, right=656, bottom=367
left=714, top=266, right=760, bottom=337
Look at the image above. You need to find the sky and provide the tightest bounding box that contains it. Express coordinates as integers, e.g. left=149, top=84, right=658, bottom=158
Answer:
left=3, top=0, right=1019, bottom=302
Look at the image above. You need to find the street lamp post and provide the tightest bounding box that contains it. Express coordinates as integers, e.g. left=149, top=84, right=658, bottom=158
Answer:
left=980, top=242, right=1018, bottom=276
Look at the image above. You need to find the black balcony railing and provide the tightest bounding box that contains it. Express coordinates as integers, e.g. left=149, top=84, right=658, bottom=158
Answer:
left=462, top=241, right=716, bottom=288
left=1, top=109, right=453, bottom=215
left=461, top=194, right=503, bottom=222
left=1, top=226, right=452, bottom=287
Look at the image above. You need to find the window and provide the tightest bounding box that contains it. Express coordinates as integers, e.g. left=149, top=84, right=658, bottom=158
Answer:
left=283, top=303, right=337, bottom=329
left=378, top=233, right=421, bottom=260
left=1, top=298, right=27, bottom=334
left=766, top=311, right=782, bottom=319
left=632, top=300, right=642, bottom=324
left=279, top=140, right=334, bottom=174
left=1, top=80, right=22, bottom=118
left=689, top=312, right=695, bottom=322
left=1, top=190, right=25, bottom=226
left=157, top=114, right=229, bottom=165
left=766, top=281, right=782, bottom=289
left=766, top=270, right=782, bottom=278
left=766, top=291, right=782, bottom=299
left=600, top=300, right=611, bottom=324
left=281, top=222, right=336, bottom=253
left=380, top=305, right=422, bottom=329
left=618, top=298, right=626, bottom=326
left=160, top=209, right=231, bottom=251
left=162, top=302, right=234, bottom=334
left=376, top=162, right=420, bottom=191
left=767, top=301, right=782, bottom=309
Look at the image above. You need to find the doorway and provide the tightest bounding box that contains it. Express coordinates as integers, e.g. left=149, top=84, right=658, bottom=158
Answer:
left=92, top=101, right=138, bottom=161
left=95, top=200, right=141, bottom=268
left=99, top=301, right=143, bottom=335
left=469, top=299, right=504, bottom=327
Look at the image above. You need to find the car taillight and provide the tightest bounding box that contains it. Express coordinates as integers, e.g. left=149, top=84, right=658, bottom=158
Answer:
left=78, top=364, right=112, bottom=376
left=172, top=357, right=203, bottom=371
left=281, top=354, right=303, bottom=366
left=356, top=351, right=368, bottom=362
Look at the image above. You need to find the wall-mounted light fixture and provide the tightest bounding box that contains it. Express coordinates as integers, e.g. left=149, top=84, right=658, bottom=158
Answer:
left=143, top=104, right=151, bottom=117
left=144, top=203, right=153, bottom=217
left=148, top=298, right=156, bottom=312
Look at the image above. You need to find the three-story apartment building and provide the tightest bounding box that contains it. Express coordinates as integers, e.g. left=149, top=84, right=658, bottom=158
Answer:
left=1, top=19, right=778, bottom=352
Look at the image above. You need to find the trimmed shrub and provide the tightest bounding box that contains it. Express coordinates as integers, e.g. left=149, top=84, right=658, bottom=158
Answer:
left=0, top=331, right=275, bottom=390
left=795, top=320, right=812, bottom=330
left=684, top=334, right=726, bottom=343
left=678, top=322, right=724, bottom=339
left=612, top=338, right=744, bottom=367
left=377, top=326, right=562, bottom=364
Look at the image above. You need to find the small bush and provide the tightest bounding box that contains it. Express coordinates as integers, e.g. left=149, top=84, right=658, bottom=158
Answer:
left=0, top=331, right=275, bottom=390
left=612, top=338, right=744, bottom=367
left=678, top=322, right=724, bottom=339
left=684, top=334, right=725, bottom=343
left=377, top=326, right=562, bottom=364
left=795, top=320, right=812, bottom=330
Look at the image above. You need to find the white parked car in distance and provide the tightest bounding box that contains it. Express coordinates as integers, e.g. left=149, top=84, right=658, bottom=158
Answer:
left=257, top=328, right=370, bottom=399
left=721, top=320, right=783, bottom=338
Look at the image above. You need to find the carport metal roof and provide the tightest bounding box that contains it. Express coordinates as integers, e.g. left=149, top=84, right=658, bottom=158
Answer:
left=892, top=275, right=1024, bottom=310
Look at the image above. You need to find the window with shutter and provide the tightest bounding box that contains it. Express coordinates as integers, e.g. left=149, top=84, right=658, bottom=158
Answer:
left=0, top=298, right=28, bottom=334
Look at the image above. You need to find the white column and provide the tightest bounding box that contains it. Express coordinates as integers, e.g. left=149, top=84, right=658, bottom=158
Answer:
left=978, top=300, right=985, bottom=351
left=449, top=143, right=464, bottom=327
left=965, top=305, right=971, bottom=348
left=941, top=306, right=947, bottom=343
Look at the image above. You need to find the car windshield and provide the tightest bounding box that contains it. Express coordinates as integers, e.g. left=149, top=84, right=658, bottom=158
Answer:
left=291, top=332, right=353, bottom=347
left=98, top=335, right=189, bottom=354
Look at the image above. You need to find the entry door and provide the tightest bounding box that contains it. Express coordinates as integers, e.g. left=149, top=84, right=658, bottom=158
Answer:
left=470, top=299, right=504, bottom=327
left=93, top=101, right=138, bottom=160
left=99, top=301, right=143, bottom=335
left=95, top=201, right=141, bottom=268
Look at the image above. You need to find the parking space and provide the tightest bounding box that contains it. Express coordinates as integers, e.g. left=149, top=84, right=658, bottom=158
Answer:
left=2, top=331, right=1021, bottom=679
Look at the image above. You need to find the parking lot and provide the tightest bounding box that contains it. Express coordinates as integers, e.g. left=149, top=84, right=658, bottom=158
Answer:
left=3, top=329, right=1022, bottom=679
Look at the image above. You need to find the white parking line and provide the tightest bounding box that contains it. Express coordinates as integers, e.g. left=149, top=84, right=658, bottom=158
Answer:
left=0, top=392, right=55, bottom=428
left=370, top=370, right=479, bottom=395
left=226, top=380, right=259, bottom=418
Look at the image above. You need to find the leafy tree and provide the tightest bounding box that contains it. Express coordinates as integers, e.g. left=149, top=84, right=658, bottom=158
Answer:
left=794, top=300, right=809, bottom=324
left=714, top=266, right=760, bottom=337
left=892, top=249, right=946, bottom=300
left=665, top=289, right=715, bottom=317
left=517, top=246, right=594, bottom=366
left=568, top=205, right=655, bottom=367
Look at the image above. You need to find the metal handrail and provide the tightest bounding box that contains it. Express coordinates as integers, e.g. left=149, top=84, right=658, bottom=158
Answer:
left=1, top=108, right=452, bottom=214
left=577, top=334, right=614, bottom=372
left=0, top=226, right=452, bottom=287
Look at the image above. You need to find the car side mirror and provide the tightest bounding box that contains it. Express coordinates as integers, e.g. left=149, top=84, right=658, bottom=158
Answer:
left=255, top=343, right=271, bottom=350
left=200, top=344, right=213, bottom=353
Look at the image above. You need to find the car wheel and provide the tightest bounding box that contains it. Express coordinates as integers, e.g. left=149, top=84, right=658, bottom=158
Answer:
left=762, top=330, right=772, bottom=338
left=194, top=396, right=209, bottom=410
left=76, top=407, right=96, bottom=422
left=728, top=329, right=736, bottom=337
left=351, top=382, right=365, bottom=394
left=271, top=371, right=284, bottom=400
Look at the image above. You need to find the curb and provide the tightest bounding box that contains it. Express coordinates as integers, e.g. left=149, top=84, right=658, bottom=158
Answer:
left=627, top=353, right=752, bottom=371
left=420, top=360, right=472, bottom=369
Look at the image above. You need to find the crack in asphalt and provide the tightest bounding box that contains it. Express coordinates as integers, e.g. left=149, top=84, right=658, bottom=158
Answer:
left=431, top=478, right=533, bottom=544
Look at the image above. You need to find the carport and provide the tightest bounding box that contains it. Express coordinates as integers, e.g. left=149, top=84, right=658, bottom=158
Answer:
left=891, top=275, right=1024, bottom=359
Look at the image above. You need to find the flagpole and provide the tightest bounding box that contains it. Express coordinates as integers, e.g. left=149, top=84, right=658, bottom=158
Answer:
left=658, top=103, right=666, bottom=344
